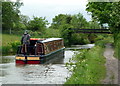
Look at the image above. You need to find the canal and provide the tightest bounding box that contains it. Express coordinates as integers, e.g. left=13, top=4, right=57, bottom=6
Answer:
left=0, top=44, right=94, bottom=84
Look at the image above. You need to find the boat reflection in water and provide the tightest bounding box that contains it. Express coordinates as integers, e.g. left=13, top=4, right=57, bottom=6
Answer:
left=16, top=38, right=65, bottom=65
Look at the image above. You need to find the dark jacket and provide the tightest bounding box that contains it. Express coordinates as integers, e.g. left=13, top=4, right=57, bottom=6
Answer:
left=21, top=34, right=30, bottom=45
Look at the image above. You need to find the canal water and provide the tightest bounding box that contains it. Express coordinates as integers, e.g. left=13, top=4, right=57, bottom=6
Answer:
left=0, top=44, right=94, bottom=84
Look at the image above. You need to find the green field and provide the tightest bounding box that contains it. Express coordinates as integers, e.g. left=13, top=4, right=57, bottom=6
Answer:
left=1, top=34, right=21, bottom=55
left=2, top=34, right=21, bottom=46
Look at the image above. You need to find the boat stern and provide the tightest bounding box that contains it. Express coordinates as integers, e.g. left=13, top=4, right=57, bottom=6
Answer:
left=15, top=55, right=41, bottom=64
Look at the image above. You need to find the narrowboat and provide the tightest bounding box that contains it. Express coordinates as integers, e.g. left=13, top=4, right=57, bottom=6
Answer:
left=16, top=38, right=65, bottom=64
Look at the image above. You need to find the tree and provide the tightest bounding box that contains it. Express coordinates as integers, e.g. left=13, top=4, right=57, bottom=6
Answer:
left=2, top=1, right=23, bottom=31
left=28, top=16, right=49, bottom=33
left=86, top=2, right=120, bottom=40
left=88, top=21, right=101, bottom=29
left=86, top=2, right=120, bottom=58
left=50, top=14, right=72, bottom=29
left=0, top=1, right=2, bottom=31
left=86, top=2, right=120, bottom=31
left=19, top=15, right=30, bottom=29
left=70, top=13, right=88, bottom=29
left=51, top=13, right=92, bottom=45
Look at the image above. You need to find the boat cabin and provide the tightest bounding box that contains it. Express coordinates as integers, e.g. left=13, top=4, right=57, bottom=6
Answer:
left=17, top=38, right=64, bottom=56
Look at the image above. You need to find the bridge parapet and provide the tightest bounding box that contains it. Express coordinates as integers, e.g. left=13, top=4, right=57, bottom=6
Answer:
left=69, top=28, right=112, bottom=34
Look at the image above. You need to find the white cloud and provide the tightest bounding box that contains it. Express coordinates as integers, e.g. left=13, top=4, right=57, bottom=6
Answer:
left=18, top=0, right=91, bottom=23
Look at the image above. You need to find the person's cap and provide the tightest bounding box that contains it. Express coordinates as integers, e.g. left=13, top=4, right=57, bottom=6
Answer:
left=24, top=32, right=27, bottom=34
left=24, top=30, right=28, bottom=34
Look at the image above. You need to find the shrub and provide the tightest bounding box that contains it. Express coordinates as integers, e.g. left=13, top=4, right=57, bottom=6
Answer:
left=2, top=46, right=11, bottom=55
left=10, top=41, right=21, bottom=53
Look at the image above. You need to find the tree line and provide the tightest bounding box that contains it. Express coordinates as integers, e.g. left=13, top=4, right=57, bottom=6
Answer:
left=86, top=2, right=120, bottom=59
left=2, top=1, right=116, bottom=46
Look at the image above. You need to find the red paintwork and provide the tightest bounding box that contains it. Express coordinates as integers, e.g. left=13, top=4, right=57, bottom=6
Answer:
left=16, top=60, right=40, bottom=64
left=16, top=60, right=25, bottom=64
left=27, top=61, right=40, bottom=64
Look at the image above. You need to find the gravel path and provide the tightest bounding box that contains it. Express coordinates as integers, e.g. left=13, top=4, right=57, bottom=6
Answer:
left=102, top=43, right=119, bottom=84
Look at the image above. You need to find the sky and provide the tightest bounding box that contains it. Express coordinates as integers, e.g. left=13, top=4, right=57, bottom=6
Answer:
left=14, top=0, right=92, bottom=23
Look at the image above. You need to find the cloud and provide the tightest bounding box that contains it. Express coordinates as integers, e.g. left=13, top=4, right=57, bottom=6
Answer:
left=18, top=0, right=91, bottom=23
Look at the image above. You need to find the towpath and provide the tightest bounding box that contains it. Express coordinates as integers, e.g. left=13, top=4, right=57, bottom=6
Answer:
left=102, top=43, right=119, bottom=84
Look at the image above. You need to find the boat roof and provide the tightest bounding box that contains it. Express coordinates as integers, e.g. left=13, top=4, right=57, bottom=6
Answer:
left=41, top=38, right=63, bottom=43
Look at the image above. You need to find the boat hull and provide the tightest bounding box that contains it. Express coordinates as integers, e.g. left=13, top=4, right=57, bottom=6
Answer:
left=16, top=48, right=64, bottom=64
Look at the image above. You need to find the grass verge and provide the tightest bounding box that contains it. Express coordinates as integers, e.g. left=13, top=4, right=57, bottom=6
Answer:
left=1, top=34, right=21, bottom=56
left=65, top=35, right=114, bottom=84
left=65, top=45, right=106, bottom=84
left=114, top=32, right=120, bottom=59
left=2, top=34, right=20, bottom=46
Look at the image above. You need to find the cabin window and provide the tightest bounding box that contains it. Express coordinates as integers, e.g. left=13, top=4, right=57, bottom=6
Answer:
left=44, top=45, right=47, bottom=54
left=54, top=42, right=56, bottom=49
left=51, top=42, right=54, bottom=51
left=47, top=46, right=49, bottom=53
left=36, top=43, right=44, bottom=55
left=45, top=43, right=50, bottom=54
left=58, top=41, right=60, bottom=48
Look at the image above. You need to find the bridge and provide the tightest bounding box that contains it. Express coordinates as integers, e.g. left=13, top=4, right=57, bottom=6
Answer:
left=69, top=28, right=112, bottom=34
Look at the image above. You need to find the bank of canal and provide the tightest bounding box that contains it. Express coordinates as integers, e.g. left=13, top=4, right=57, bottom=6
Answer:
left=1, top=44, right=94, bottom=84
left=65, top=44, right=106, bottom=84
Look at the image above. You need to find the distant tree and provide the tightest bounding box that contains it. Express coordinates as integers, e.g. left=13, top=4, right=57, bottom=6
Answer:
left=70, top=13, right=88, bottom=29
left=51, top=13, right=92, bottom=45
left=28, top=16, right=49, bottom=33
left=50, top=14, right=72, bottom=29
left=88, top=21, right=101, bottom=29
left=2, top=1, right=23, bottom=31
left=19, top=15, right=30, bottom=29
